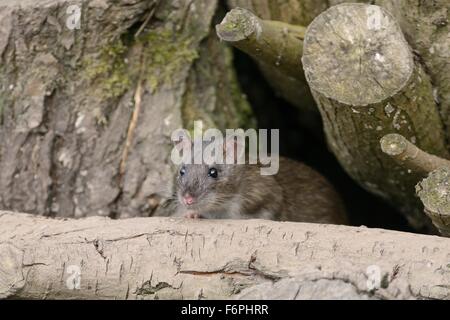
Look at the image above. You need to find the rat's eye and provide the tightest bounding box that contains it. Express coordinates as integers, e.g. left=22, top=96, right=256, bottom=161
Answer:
left=208, top=167, right=218, bottom=178
left=180, top=167, right=186, bottom=176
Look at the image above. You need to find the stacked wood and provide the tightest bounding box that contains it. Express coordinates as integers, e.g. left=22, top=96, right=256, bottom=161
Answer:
left=301, top=4, right=448, bottom=229
left=219, top=3, right=450, bottom=231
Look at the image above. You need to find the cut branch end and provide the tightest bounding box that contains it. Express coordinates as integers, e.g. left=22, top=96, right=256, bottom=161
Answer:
left=380, top=134, right=408, bottom=157
left=216, top=8, right=260, bottom=43
left=216, top=7, right=305, bottom=81
left=380, top=133, right=450, bottom=174
left=416, top=167, right=450, bottom=236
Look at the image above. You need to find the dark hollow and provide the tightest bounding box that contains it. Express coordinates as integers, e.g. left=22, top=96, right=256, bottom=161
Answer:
left=233, top=49, right=415, bottom=233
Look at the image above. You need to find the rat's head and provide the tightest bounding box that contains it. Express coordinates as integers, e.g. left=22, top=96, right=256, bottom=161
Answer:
left=173, top=134, right=244, bottom=216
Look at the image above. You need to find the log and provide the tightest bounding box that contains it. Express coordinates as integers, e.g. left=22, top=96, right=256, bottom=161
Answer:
left=301, top=3, right=449, bottom=230
left=224, top=0, right=450, bottom=148
left=1, top=211, right=450, bottom=300
left=0, top=0, right=254, bottom=219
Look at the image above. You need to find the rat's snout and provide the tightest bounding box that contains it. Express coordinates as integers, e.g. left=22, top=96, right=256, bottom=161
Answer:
left=182, top=193, right=195, bottom=206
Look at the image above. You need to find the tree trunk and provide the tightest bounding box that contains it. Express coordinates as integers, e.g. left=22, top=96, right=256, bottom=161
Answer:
left=0, top=0, right=254, bottom=219
left=1, top=211, right=449, bottom=300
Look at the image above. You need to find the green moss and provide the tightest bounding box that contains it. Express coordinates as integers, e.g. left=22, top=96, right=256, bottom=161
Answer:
left=81, top=26, right=254, bottom=133
left=139, top=30, right=199, bottom=92
left=83, top=28, right=199, bottom=100
left=135, top=281, right=173, bottom=296
left=83, top=40, right=132, bottom=99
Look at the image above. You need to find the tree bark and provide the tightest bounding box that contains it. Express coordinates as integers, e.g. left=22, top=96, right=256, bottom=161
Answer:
left=1, top=211, right=450, bottom=300
left=301, top=3, right=448, bottom=230
left=0, top=0, right=254, bottom=219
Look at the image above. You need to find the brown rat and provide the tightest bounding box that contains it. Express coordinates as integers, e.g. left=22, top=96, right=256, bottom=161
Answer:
left=165, top=138, right=347, bottom=224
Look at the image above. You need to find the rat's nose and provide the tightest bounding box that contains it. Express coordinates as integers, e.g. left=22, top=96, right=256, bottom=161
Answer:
left=183, top=194, right=195, bottom=206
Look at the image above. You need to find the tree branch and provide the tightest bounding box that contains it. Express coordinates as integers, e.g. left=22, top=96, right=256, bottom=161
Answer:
left=216, top=7, right=305, bottom=81
left=381, top=134, right=450, bottom=237
left=380, top=133, right=450, bottom=174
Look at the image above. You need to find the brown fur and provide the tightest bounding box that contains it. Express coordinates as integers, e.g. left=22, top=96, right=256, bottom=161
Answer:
left=172, top=156, right=347, bottom=224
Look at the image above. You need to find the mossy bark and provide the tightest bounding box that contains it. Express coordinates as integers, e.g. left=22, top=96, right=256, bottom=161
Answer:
left=0, top=0, right=255, bottom=219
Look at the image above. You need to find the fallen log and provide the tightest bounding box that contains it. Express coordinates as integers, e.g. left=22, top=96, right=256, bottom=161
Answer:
left=0, top=211, right=449, bottom=300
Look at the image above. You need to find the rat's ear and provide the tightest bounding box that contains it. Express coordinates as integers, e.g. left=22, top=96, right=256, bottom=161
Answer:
left=223, top=136, right=245, bottom=164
